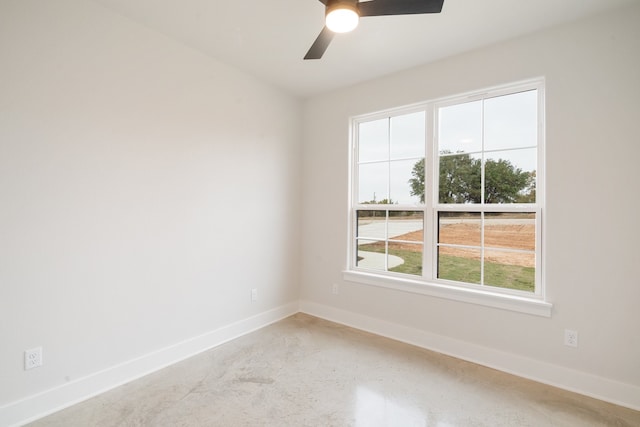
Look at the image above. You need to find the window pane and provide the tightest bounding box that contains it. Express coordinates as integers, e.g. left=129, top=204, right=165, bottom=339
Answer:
left=356, top=239, right=386, bottom=271
left=484, top=249, right=535, bottom=292
left=389, top=242, right=422, bottom=275
left=359, top=119, right=389, bottom=162
left=484, top=90, right=537, bottom=151
left=438, top=100, right=482, bottom=154
left=484, top=148, right=536, bottom=204
left=404, top=158, right=425, bottom=205
left=388, top=211, right=423, bottom=242
left=390, top=111, right=425, bottom=160
left=439, top=153, right=481, bottom=204
left=358, top=162, right=388, bottom=204
left=438, top=212, right=481, bottom=247
left=438, top=247, right=481, bottom=284
left=357, top=210, right=386, bottom=240
left=390, top=159, right=423, bottom=205
left=484, top=213, right=535, bottom=251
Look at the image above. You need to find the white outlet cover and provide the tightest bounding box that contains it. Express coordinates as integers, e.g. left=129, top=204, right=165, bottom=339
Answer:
left=564, top=329, right=578, bottom=347
left=25, top=347, right=43, bottom=370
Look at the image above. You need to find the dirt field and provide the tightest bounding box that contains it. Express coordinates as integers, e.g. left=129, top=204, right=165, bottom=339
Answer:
left=392, top=222, right=535, bottom=268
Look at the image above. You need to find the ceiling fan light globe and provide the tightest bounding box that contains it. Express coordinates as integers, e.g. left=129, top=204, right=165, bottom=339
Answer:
left=326, top=8, right=359, bottom=33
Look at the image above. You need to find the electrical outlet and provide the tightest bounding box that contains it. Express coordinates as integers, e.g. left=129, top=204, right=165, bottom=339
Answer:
left=332, top=283, right=339, bottom=295
left=251, top=288, right=258, bottom=302
left=564, top=329, right=578, bottom=348
left=25, top=347, right=43, bottom=370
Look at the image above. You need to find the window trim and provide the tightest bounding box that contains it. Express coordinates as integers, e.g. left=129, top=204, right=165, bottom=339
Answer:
left=342, top=269, right=552, bottom=317
left=346, top=78, right=551, bottom=317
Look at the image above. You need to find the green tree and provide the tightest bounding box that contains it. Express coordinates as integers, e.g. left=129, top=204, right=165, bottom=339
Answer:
left=515, top=170, right=536, bottom=203
left=362, top=195, right=395, bottom=204
left=484, top=159, right=529, bottom=203
left=408, top=160, right=425, bottom=203
left=439, top=154, right=482, bottom=203
left=408, top=154, right=532, bottom=204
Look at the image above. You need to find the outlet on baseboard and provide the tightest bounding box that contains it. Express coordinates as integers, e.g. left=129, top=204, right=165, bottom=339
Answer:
left=25, top=347, right=43, bottom=370
left=564, top=329, right=578, bottom=348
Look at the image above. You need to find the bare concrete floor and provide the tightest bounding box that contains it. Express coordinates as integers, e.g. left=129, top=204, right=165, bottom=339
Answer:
left=28, top=314, right=640, bottom=426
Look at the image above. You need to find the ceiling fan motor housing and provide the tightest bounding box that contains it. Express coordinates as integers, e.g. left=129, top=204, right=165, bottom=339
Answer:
left=326, top=0, right=360, bottom=15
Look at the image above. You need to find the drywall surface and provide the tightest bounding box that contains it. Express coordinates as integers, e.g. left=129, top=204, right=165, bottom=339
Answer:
left=301, top=3, right=640, bottom=406
left=0, top=0, right=301, bottom=410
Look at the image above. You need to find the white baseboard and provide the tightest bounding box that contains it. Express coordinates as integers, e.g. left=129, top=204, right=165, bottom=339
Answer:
left=4, top=299, right=637, bottom=427
left=299, top=300, right=640, bottom=412
left=0, top=302, right=299, bottom=427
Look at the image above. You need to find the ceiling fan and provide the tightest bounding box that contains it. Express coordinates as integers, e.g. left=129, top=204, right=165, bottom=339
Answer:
left=304, top=0, right=445, bottom=60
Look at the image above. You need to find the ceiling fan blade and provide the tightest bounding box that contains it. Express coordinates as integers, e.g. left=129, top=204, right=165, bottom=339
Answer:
left=358, top=0, right=444, bottom=17
left=304, top=27, right=335, bottom=60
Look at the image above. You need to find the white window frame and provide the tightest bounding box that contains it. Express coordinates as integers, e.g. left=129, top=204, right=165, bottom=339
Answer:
left=344, top=78, right=551, bottom=317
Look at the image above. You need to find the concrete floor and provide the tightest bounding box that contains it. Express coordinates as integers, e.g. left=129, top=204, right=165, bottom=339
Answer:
left=28, top=314, right=640, bottom=426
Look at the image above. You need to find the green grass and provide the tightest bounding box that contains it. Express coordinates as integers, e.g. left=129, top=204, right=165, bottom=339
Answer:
left=358, top=243, right=423, bottom=275
left=439, top=255, right=534, bottom=292
left=437, top=254, right=481, bottom=284
left=484, top=261, right=535, bottom=292
left=359, top=243, right=534, bottom=292
left=389, top=248, right=423, bottom=275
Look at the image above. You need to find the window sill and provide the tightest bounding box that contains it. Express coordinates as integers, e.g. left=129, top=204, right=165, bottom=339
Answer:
left=342, top=270, right=552, bottom=317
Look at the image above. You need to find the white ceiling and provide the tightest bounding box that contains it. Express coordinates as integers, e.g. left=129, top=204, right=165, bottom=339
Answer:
left=92, top=0, right=636, bottom=98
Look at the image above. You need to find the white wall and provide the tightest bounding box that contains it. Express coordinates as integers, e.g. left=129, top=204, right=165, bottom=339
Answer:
left=0, top=0, right=301, bottom=417
left=2, top=0, right=639, bottom=423
left=301, top=3, right=640, bottom=409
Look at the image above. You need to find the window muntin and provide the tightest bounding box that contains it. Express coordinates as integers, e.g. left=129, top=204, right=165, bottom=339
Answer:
left=351, top=81, right=544, bottom=299
left=356, top=210, right=424, bottom=275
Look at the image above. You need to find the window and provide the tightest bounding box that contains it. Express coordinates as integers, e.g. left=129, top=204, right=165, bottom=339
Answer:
left=347, top=80, right=549, bottom=316
left=355, top=111, right=426, bottom=275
